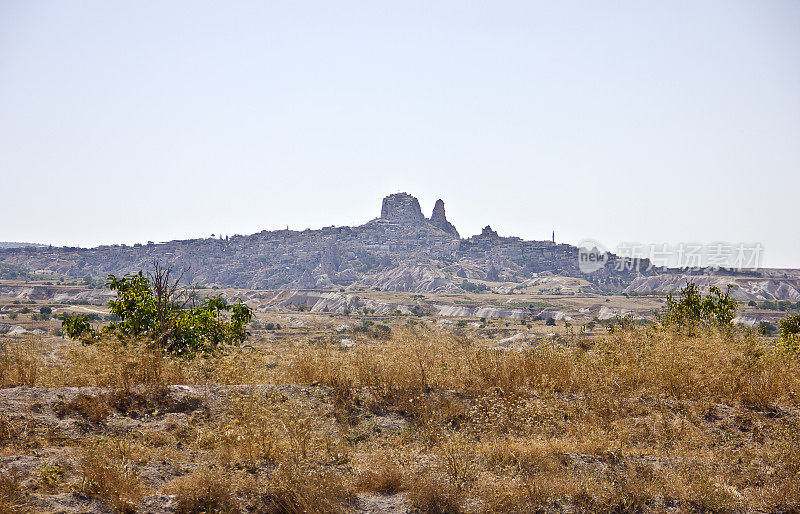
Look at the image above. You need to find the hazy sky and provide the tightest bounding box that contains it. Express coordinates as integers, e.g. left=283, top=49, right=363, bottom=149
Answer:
left=1, top=1, right=799, bottom=267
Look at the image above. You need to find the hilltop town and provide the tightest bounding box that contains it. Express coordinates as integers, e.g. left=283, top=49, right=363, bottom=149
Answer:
left=0, top=193, right=647, bottom=293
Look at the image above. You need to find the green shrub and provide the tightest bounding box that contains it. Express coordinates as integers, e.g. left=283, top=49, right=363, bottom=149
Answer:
left=606, top=314, right=636, bottom=334
left=59, top=266, right=253, bottom=357
left=778, top=314, right=800, bottom=354
left=106, top=271, right=253, bottom=357
left=59, top=314, right=96, bottom=341
left=660, top=282, right=737, bottom=331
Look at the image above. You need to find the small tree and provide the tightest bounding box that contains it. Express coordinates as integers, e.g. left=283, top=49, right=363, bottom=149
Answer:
left=660, top=282, right=737, bottom=333
left=61, top=262, right=253, bottom=357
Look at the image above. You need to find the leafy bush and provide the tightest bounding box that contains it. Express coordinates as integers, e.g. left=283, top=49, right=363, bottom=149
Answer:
left=779, top=314, right=800, bottom=354
left=0, top=263, right=33, bottom=281
left=58, top=314, right=95, bottom=341
left=605, top=314, right=636, bottom=334
left=411, top=305, right=427, bottom=317
left=59, top=266, right=253, bottom=357
left=759, top=300, right=800, bottom=311
left=105, top=271, right=253, bottom=357
left=660, top=282, right=737, bottom=330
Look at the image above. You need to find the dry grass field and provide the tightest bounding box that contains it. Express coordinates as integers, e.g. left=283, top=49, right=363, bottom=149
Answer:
left=1, top=309, right=799, bottom=513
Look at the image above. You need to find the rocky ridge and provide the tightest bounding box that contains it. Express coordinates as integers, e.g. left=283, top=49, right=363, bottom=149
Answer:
left=5, top=192, right=784, bottom=297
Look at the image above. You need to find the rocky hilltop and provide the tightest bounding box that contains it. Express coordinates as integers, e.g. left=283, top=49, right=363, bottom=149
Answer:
left=0, top=193, right=649, bottom=293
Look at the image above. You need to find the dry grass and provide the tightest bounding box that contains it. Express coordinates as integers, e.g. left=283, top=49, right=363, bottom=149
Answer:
left=406, top=474, right=463, bottom=514
left=356, top=458, right=405, bottom=494
left=56, top=338, right=189, bottom=388
left=52, top=393, right=110, bottom=424
left=258, top=461, right=353, bottom=514
left=1, top=321, right=799, bottom=512
left=78, top=441, right=144, bottom=513
left=0, top=473, right=25, bottom=514
left=0, top=339, right=38, bottom=387
left=169, top=469, right=239, bottom=514
left=285, top=323, right=800, bottom=413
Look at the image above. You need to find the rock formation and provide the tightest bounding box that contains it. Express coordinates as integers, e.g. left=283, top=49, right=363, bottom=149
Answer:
left=0, top=191, right=660, bottom=294
left=479, top=226, right=499, bottom=238
left=429, top=199, right=459, bottom=238
left=380, top=192, right=425, bottom=223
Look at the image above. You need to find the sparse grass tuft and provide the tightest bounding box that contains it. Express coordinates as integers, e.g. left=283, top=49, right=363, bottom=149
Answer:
left=407, top=474, right=463, bottom=514
left=78, top=442, right=143, bottom=513
left=259, top=461, right=352, bottom=514
left=170, top=469, right=239, bottom=514
left=355, top=459, right=404, bottom=494
left=0, top=339, right=38, bottom=387
left=0, top=472, right=25, bottom=514
left=52, top=394, right=109, bottom=424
